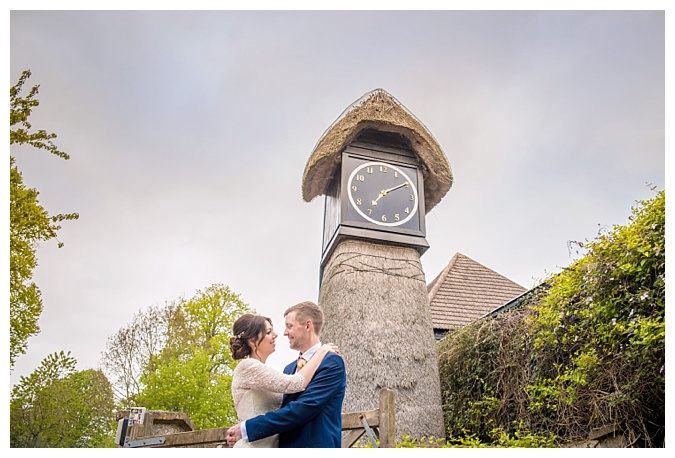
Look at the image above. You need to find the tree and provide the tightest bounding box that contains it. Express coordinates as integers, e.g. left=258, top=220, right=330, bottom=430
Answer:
left=139, top=348, right=236, bottom=429
left=101, top=283, right=252, bottom=429
left=10, top=70, right=79, bottom=367
left=10, top=351, right=116, bottom=448
left=100, top=304, right=175, bottom=406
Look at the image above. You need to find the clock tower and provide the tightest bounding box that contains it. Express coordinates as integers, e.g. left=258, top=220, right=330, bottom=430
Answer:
left=302, top=89, right=453, bottom=442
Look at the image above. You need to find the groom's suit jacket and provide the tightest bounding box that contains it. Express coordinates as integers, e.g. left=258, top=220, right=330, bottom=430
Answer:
left=245, top=352, right=346, bottom=448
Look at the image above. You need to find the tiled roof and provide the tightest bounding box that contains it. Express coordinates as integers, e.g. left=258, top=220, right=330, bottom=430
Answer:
left=427, top=252, right=527, bottom=332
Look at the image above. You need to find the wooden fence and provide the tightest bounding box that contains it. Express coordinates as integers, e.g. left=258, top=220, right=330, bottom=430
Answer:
left=118, top=388, right=396, bottom=448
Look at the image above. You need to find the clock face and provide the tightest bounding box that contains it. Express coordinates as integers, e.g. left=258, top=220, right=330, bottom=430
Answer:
left=347, top=161, right=419, bottom=227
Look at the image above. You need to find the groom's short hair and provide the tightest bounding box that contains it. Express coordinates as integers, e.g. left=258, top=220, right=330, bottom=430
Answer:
left=285, top=301, right=324, bottom=336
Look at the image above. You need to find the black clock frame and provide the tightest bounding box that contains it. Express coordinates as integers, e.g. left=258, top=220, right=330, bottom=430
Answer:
left=346, top=158, right=420, bottom=229
left=320, top=140, right=429, bottom=269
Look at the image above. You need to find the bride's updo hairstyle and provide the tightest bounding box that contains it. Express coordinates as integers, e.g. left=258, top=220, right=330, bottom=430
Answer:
left=230, top=313, right=273, bottom=360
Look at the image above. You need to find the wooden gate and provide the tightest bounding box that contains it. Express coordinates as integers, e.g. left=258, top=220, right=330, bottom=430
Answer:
left=118, top=388, right=396, bottom=448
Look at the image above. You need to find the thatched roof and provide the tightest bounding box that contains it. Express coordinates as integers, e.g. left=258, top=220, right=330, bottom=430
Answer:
left=302, top=89, right=453, bottom=213
left=428, top=252, right=527, bottom=333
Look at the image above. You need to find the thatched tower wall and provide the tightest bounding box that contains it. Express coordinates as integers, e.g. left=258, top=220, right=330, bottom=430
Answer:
left=319, top=239, right=445, bottom=441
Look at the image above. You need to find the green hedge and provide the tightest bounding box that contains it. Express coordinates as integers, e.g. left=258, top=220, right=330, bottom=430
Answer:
left=437, top=190, right=665, bottom=447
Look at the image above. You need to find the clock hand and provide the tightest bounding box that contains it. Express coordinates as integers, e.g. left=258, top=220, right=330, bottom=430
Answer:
left=371, top=182, right=409, bottom=206
left=383, top=182, right=409, bottom=194
left=371, top=190, right=386, bottom=206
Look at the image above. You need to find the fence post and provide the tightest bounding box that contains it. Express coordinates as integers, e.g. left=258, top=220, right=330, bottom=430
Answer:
left=378, top=388, right=396, bottom=448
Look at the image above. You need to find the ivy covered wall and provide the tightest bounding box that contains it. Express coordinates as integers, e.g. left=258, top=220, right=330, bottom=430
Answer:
left=437, top=190, right=665, bottom=447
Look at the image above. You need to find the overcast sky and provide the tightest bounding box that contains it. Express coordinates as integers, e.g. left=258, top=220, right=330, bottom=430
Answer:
left=8, top=5, right=666, bottom=387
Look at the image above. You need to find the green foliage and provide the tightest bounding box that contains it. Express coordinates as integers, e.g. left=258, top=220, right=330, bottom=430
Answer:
left=159, top=283, right=247, bottom=373
left=9, top=70, right=79, bottom=367
left=528, top=189, right=665, bottom=445
left=130, top=284, right=250, bottom=429
left=394, top=427, right=555, bottom=448
left=395, top=435, right=445, bottom=448
left=437, top=190, right=665, bottom=447
left=10, top=351, right=116, bottom=448
left=138, top=350, right=236, bottom=429
left=438, top=308, right=537, bottom=444
left=10, top=70, right=70, bottom=159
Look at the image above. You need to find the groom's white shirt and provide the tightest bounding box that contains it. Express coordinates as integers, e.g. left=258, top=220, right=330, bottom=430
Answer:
left=296, top=342, right=321, bottom=369
left=240, top=342, right=322, bottom=441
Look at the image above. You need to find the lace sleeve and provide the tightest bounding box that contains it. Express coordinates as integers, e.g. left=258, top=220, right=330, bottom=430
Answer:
left=238, top=359, right=305, bottom=394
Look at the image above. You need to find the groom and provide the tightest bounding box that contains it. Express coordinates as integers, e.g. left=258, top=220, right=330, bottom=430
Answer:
left=227, top=301, right=347, bottom=448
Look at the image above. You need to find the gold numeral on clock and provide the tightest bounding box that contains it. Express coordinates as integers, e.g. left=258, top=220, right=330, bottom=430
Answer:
left=352, top=185, right=358, bottom=192
left=381, top=215, right=387, bottom=222
left=356, top=198, right=362, bottom=206
left=356, top=175, right=365, bottom=182
left=380, top=166, right=388, bottom=173
left=366, top=167, right=373, bottom=174
left=409, top=194, right=415, bottom=201
left=394, top=214, right=400, bottom=221
left=405, top=207, right=410, bottom=214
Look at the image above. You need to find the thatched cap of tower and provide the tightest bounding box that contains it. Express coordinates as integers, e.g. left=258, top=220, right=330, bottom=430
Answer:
left=302, top=88, right=453, bottom=213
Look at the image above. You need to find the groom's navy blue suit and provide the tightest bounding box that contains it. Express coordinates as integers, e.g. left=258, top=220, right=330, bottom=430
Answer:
left=245, top=352, right=346, bottom=448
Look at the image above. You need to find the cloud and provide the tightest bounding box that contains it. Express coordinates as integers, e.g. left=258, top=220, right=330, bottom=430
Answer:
left=9, top=9, right=665, bottom=386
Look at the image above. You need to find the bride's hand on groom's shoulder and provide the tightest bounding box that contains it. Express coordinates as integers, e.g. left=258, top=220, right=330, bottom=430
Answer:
left=323, top=343, right=340, bottom=355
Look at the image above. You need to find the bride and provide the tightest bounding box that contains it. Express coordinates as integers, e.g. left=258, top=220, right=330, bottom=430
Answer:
left=228, top=313, right=338, bottom=448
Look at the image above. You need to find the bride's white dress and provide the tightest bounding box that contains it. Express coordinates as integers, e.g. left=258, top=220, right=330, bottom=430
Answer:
left=231, top=357, right=305, bottom=448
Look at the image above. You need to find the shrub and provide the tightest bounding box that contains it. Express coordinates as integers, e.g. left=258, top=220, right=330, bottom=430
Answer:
left=437, top=189, right=665, bottom=447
